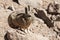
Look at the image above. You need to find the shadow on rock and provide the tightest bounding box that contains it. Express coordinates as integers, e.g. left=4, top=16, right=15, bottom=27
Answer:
left=4, top=33, right=8, bottom=40
left=12, top=0, right=19, bottom=4
left=34, top=8, right=54, bottom=28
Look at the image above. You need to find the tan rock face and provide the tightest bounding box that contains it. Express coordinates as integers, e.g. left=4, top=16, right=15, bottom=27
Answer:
left=18, top=0, right=43, bottom=9
left=0, top=0, right=60, bottom=40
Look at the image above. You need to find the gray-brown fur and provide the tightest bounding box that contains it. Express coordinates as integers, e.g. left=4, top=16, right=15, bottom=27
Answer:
left=10, top=7, right=32, bottom=30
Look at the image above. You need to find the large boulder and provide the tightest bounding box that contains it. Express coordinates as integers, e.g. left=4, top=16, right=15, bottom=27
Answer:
left=47, top=1, right=60, bottom=15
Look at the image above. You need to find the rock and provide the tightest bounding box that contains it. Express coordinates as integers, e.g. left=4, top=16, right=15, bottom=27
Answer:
left=6, top=29, right=49, bottom=40
left=56, top=15, right=60, bottom=21
left=0, top=0, right=60, bottom=40
left=50, top=15, right=57, bottom=21
left=47, top=1, right=60, bottom=15
left=54, top=21, right=60, bottom=33
left=6, top=9, right=57, bottom=40
left=18, top=0, right=42, bottom=9
left=50, top=14, right=60, bottom=21
left=57, top=33, right=60, bottom=40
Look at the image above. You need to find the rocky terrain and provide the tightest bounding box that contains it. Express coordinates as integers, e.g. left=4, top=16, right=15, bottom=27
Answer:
left=0, top=0, right=60, bottom=40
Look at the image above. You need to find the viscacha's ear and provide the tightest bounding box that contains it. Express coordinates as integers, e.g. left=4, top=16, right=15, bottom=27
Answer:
left=25, top=7, right=28, bottom=14
left=28, top=5, right=30, bottom=11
